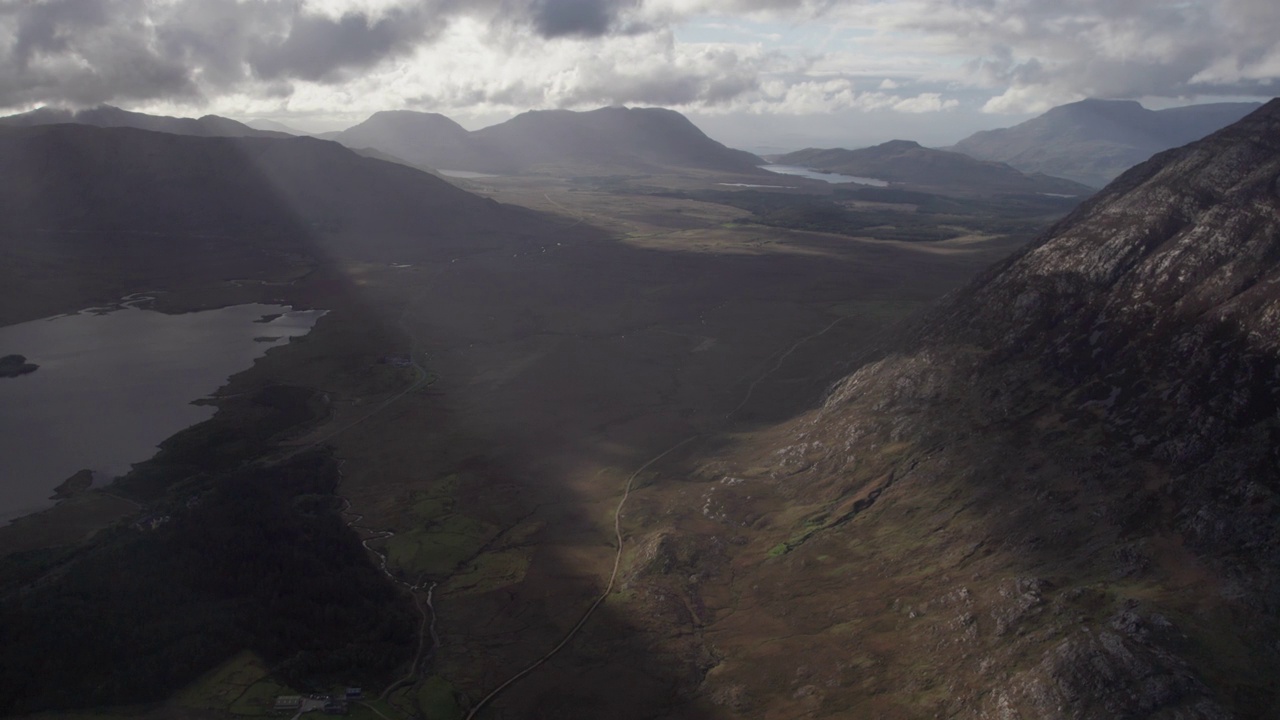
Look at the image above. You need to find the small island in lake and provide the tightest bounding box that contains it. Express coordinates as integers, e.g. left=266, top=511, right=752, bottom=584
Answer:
left=52, top=469, right=95, bottom=499
left=0, top=354, right=38, bottom=378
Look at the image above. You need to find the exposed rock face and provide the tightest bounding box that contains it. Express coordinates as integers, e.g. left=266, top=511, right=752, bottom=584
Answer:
left=923, top=99, right=1280, bottom=578
left=633, top=101, right=1280, bottom=717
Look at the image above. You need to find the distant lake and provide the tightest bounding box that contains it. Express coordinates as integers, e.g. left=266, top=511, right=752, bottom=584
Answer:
left=0, top=302, right=324, bottom=523
left=437, top=169, right=498, bottom=179
left=760, top=165, right=890, bottom=187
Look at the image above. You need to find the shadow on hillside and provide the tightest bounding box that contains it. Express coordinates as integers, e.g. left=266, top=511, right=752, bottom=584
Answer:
left=0, top=125, right=1010, bottom=718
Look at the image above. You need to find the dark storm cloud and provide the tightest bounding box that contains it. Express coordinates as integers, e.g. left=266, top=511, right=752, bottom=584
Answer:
left=247, top=6, right=436, bottom=82
left=530, top=0, right=628, bottom=38
left=0, top=0, right=442, bottom=107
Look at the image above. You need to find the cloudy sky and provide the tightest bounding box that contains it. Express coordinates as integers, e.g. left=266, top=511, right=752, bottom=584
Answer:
left=2, top=0, right=1278, bottom=149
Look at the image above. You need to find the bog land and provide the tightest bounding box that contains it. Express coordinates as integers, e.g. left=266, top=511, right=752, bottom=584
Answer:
left=0, top=168, right=1075, bottom=718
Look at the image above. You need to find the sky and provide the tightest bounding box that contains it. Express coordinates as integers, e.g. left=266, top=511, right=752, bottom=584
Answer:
left=1, top=0, right=1278, bottom=150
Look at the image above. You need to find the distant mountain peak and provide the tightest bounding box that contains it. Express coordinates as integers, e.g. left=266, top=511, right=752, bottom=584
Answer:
left=329, top=105, right=763, bottom=175
left=876, top=139, right=924, bottom=150
left=771, top=140, right=1092, bottom=196
left=951, top=98, right=1262, bottom=187
left=1056, top=97, right=1145, bottom=110
left=0, top=104, right=286, bottom=139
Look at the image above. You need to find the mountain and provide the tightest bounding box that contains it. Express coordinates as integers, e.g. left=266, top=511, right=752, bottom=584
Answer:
left=772, top=140, right=1093, bottom=196
left=0, top=105, right=289, bottom=139
left=328, top=110, right=478, bottom=170
left=469, top=106, right=765, bottom=174
left=329, top=106, right=766, bottom=175
left=0, top=123, right=568, bottom=321
left=951, top=98, right=1261, bottom=188
left=627, top=100, right=1280, bottom=716
left=244, top=118, right=309, bottom=135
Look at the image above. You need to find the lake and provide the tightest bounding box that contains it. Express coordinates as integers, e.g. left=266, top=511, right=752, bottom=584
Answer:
left=437, top=169, right=499, bottom=179
left=0, top=302, right=324, bottom=523
left=760, top=164, right=890, bottom=187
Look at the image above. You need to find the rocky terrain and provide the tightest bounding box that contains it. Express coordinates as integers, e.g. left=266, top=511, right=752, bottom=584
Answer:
left=606, top=100, right=1280, bottom=717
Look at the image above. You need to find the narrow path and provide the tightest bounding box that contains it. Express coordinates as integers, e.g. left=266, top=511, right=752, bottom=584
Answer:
left=291, top=353, right=430, bottom=457
left=463, top=436, right=701, bottom=720
left=729, top=314, right=848, bottom=418
left=462, top=305, right=851, bottom=717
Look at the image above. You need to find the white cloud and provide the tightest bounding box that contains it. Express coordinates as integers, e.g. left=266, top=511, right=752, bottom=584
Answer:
left=0, top=0, right=1276, bottom=124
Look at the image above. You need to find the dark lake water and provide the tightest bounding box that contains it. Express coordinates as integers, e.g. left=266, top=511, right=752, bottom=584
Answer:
left=0, top=302, right=323, bottom=523
left=437, top=169, right=499, bottom=179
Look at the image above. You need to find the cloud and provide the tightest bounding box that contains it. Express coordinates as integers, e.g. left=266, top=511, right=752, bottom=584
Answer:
left=0, top=0, right=1276, bottom=121
left=247, top=5, right=438, bottom=82
left=0, top=0, right=449, bottom=107
left=851, top=0, right=1280, bottom=112
left=529, top=0, right=641, bottom=38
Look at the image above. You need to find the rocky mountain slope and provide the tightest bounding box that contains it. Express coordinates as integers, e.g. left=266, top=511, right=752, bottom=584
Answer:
left=952, top=99, right=1260, bottom=188
left=329, top=106, right=766, bottom=175
left=616, top=100, right=1280, bottom=718
left=773, top=140, right=1093, bottom=196
left=0, top=104, right=288, bottom=139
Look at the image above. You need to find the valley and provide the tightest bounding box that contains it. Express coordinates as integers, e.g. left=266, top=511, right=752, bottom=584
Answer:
left=2, top=97, right=1277, bottom=720
left=0, top=139, right=1039, bottom=718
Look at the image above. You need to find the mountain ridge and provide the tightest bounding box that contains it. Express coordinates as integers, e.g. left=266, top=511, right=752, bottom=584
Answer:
left=772, top=140, right=1093, bottom=196
left=951, top=98, right=1262, bottom=188
left=0, top=122, right=579, bottom=322
left=0, top=104, right=289, bottom=139
left=637, top=99, right=1280, bottom=717
left=328, top=105, right=766, bottom=175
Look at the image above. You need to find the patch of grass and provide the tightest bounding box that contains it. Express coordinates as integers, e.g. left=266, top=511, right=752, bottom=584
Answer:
left=174, top=651, right=270, bottom=711
left=654, top=187, right=1077, bottom=243
left=827, top=299, right=929, bottom=324
left=383, top=513, right=497, bottom=578
left=443, top=548, right=532, bottom=595
left=415, top=676, right=464, bottom=720
left=228, top=677, right=295, bottom=716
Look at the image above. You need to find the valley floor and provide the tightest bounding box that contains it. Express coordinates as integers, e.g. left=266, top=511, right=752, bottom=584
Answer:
left=0, top=172, right=1035, bottom=719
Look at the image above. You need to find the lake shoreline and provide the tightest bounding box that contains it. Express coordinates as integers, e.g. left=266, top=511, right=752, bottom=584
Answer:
left=0, top=300, right=324, bottom=524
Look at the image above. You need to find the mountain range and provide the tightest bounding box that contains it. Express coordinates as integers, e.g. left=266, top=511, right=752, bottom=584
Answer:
left=0, top=122, right=572, bottom=323
left=772, top=140, right=1094, bottom=196
left=3, top=104, right=769, bottom=177
left=658, top=99, right=1280, bottom=717
left=2, top=95, right=1279, bottom=717
left=0, top=104, right=287, bottom=139
left=951, top=98, right=1261, bottom=188
left=327, top=106, right=767, bottom=175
